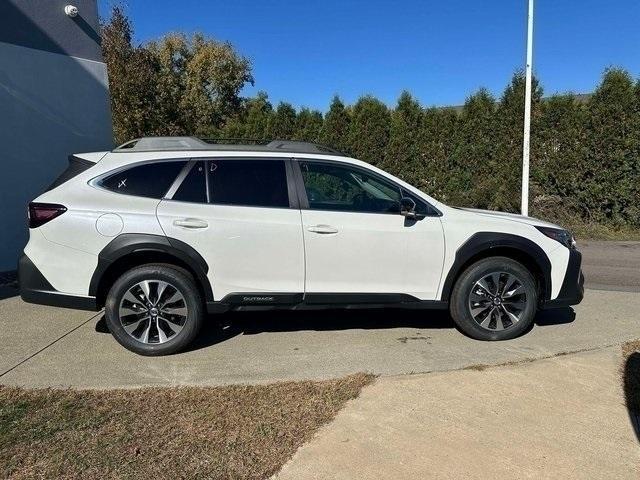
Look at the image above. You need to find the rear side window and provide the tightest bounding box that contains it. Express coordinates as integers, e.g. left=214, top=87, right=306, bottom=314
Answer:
left=173, top=161, right=207, bottom=203
left=99, top=161, right=186, bottom=199
left=208, top=159, right=289, bottom=208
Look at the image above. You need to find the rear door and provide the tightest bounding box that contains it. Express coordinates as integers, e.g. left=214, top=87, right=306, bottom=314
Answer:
left=156, top=158, right=305, bottom=302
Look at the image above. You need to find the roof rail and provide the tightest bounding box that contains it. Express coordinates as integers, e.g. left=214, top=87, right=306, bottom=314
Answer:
left=113, top=136, right=345, bottom=156
left=200, top=137, right=270, bottom=145
left=114, top=137, right=209, bottom=151
left=265, top=140, right=344, bottom=155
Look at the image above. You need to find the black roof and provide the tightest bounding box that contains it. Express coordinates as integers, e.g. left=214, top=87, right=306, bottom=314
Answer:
left=113, top=137, right=345, bottom=156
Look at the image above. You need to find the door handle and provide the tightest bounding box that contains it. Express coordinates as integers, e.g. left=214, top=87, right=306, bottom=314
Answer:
left=173, top=218, right=208, bottom=229
left=307, top=224, right=338, bottom=234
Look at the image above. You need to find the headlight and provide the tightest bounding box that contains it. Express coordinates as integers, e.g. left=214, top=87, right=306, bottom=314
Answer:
left=535, top=226, right=576, bottom=249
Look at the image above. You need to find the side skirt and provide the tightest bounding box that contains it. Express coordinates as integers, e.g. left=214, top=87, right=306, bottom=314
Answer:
left=206, top=292, right=448, bottom=314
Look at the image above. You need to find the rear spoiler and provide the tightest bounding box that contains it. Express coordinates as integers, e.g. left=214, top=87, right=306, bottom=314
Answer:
left=45, top=152, right=107, bottom=191
left=73, top=151, right=109, bottom=163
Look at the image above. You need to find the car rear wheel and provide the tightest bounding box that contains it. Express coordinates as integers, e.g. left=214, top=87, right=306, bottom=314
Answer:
left=450, top=256, right=538, bottom=341
left=105, top=264, right=204, bottom=355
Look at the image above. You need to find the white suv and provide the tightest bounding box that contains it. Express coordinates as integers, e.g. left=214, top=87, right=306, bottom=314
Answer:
left=19, top=137, right=583, bottom=355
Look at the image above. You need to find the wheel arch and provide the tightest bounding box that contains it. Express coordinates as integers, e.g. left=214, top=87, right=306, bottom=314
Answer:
left=89, top=234, right=214, bottom=308
left=440, top=232, right=552, bottom=304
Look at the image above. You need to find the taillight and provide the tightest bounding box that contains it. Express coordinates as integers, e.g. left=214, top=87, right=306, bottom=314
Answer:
left=28, top=203, right=67, bottom=228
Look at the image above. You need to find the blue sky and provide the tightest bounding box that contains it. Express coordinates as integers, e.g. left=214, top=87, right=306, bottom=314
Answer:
left=99, top=1, right=640, bottom=111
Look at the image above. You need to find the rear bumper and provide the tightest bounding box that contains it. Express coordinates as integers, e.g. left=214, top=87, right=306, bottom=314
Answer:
left=18, top=254, right=98, bottom=311
left=540, top=249, right=584, bottom=309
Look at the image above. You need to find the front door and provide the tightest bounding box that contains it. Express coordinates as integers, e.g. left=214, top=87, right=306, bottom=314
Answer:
left=157, top=158, right=304, bottom=301
left=295, top=160, right=444, bottom=300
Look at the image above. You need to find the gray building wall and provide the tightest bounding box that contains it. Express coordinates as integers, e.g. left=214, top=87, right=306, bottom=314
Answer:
left=0, top=0, right=113, bottom=272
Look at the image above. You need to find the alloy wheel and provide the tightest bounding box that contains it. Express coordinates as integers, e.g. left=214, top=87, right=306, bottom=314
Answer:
left=468, top=272, right=527, bottom=331
left=118, top=280, right=188, bottom=344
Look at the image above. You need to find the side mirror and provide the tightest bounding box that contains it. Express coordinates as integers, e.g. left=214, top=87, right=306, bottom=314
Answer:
left=400, top=197, right=417, bottom=218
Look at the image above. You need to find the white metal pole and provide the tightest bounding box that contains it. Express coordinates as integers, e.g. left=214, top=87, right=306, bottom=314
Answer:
left=521, top=0, right=534, bottom=216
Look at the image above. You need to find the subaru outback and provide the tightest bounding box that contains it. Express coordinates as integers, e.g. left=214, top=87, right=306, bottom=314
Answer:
left=19, top=137, right=583, bottom=355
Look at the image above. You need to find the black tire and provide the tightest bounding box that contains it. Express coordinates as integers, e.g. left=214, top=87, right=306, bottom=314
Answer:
left=105, top=264, right=204, bottom=356
left=449, top=256, right=538, bottom=341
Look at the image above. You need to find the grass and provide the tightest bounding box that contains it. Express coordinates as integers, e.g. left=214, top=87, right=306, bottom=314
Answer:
left=622, top=340, right=640, bottom=415
left=569, top=222, right=640, bottom=241
left=621, top=340, right=640, bottom=359
left=0, top=373, right=374, bottom=480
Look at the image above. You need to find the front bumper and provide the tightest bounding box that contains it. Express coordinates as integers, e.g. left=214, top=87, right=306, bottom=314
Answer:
left=18, top=254, right=98, bottom=311
left=540, top=249, right=584, bottom=309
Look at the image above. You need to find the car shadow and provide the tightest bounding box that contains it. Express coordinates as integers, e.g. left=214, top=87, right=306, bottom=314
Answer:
left=534, top=307, right=576, bottom=326
left=185, top=308, right=456, bottom=353
left=94, top=306, right=577, bottom=353
left=0, top=284, right=19, bottom=300
left=623, top=350, right=640, bottom=442
left=94, top=315, right=110, bottom=333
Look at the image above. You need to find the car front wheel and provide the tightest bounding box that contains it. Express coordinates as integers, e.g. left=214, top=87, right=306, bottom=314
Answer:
left=450, top=256, right=538, bottom=341
left=105, top=264, right=204, bottom=356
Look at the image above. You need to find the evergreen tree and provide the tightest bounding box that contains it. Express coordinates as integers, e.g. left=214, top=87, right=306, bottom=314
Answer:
left=244, top=92, right=273, bottom=140
left=383, top=91, right=423, bottom=181
left=583, top=68, right=640, bottom=225
left=221, top=91, right=273, bottom=140
left=267, top=102, right=297, bottom=139
left=633, top=79, right=640, bottom=225
left=294, top=108, right=323, bottom=142
left=449, top=88, right=497, bottom=207
left=347, top=96, right=390, bottom=166
left=320, top=96, right=351, bottom=152
left=531, top=94, right=587, bottom=222
left=419, top=107, right=459, bottom=201
left=491, top=72, right=543, bottom=212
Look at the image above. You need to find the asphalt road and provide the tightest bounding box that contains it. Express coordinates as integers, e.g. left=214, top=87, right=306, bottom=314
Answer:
left=579, top=240, right=640, bottom=292
left=0, top=241, right=638, bottom=388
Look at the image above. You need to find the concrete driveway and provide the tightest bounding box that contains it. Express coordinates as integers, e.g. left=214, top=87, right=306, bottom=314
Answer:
left=275, top=344, right=640, bottom=479
left=0, top=241, right=638, bottom=389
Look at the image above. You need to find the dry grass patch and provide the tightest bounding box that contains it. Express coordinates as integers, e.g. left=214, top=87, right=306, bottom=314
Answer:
left=0, top=373, right=374, bottom=479
left=570, top=223, right=640, bottom=241
left=622, top=340, right=640, bottom=359
left=461, top=347, right=600, bottom=372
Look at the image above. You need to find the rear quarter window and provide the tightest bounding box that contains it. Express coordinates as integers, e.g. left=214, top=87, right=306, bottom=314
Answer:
left=99, top=161, right=186, bottom=199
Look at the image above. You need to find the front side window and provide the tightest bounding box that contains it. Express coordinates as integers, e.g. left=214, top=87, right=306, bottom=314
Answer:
left=208, top=159, right=289, bottom=208
left=99, top=161, right=186, bottom=199
left=300, top=162, right=402, bottom=214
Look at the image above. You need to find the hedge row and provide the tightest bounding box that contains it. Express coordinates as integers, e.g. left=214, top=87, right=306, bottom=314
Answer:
left=221, top=70, right=640, bottom=227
